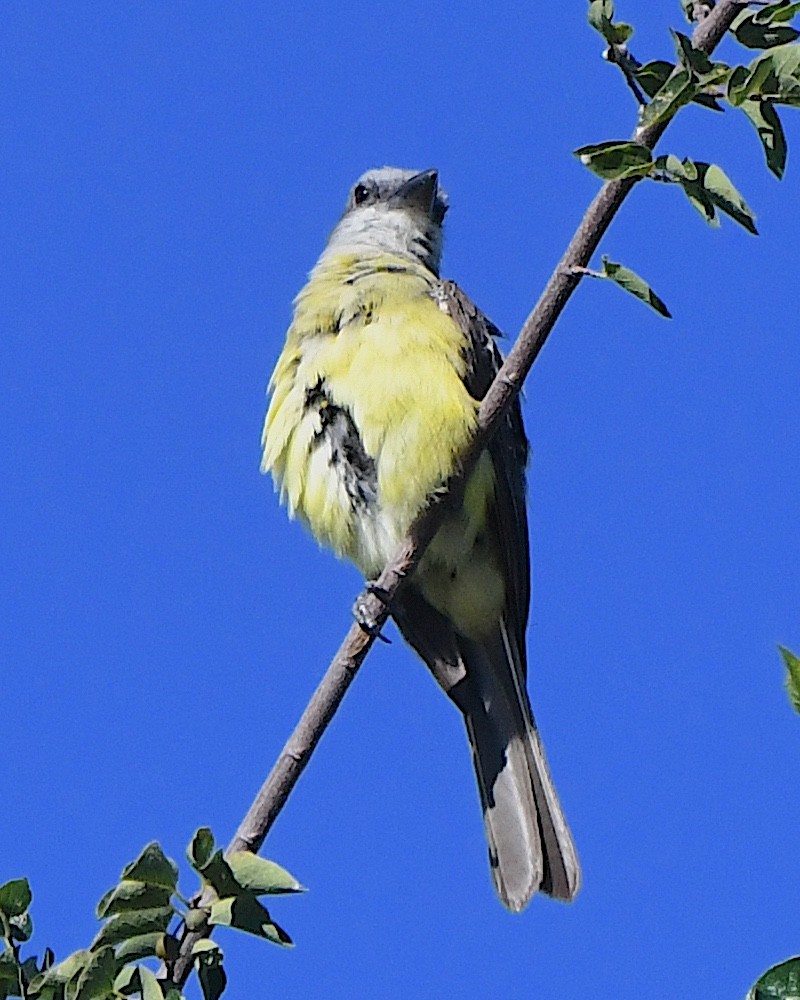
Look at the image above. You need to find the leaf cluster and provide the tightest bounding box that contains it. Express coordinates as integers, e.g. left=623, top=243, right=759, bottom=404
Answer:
left=587, top=1, right=800, bottom=174
left=744, top=648, right=800, bottom=996
left=749, top=954, right=800, bottom=998
left=779, top=646, right=800, bottom=716
left=0, top=831, right=302, bottom=1000
left=575, top=0, right=800, bottom=318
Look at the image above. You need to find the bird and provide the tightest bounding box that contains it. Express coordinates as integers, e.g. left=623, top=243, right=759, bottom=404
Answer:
left=261, top=167, right=580, bottom=911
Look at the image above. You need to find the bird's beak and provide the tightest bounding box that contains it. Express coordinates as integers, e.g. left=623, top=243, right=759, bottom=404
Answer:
left=392, top=169, right=439, bottom=215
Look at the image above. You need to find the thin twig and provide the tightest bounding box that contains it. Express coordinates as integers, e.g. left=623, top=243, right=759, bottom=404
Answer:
left=606, top=43, right=648, bottom=107
left=167, top=0, right=745, bottom=986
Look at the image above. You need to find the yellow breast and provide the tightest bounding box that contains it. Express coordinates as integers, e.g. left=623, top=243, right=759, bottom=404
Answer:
left=263, top=250, right=505, bottom=636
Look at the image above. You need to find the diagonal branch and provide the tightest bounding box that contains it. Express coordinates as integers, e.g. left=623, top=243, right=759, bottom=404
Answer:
left=167, top=0, right=745, bottom=985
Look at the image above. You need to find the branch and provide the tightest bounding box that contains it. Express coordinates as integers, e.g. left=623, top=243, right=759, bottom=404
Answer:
left=167, top=0, right=744, bottom=985
left=607, top=43, right=648, bottom=107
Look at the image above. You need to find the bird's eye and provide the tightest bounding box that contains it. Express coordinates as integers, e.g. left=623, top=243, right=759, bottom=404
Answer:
left=353, top=183, right=370, bottom=205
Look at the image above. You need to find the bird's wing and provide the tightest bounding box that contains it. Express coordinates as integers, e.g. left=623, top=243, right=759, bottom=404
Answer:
left=391, top=278, right=530, bottom=691
left=437, top=279, right=531, bottom=672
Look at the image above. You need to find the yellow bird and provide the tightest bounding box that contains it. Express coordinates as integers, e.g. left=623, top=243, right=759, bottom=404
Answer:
left=262, top=167, right=579, bottom=911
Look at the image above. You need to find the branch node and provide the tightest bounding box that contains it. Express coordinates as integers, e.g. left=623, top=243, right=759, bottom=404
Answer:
left=564, top=265, right=598, bottom=279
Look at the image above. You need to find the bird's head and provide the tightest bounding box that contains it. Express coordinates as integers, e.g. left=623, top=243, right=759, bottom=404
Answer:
left=324, top=167, right=449, bottom=275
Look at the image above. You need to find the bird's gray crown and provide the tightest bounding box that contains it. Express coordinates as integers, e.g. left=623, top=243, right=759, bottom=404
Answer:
left=321, top=167, right=449, bottom=275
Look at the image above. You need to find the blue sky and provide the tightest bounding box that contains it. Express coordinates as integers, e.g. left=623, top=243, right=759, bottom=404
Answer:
left=3, top=3, right=800, bottom=998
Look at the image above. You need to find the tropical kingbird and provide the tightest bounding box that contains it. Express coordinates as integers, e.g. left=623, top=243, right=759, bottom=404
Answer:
left=262, top=167, right=579, bottom=911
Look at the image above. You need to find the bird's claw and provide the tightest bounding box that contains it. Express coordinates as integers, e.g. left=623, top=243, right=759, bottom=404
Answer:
left=365, top=582, right=392, bottom=604
left=353, top=583, right=392, bottom=643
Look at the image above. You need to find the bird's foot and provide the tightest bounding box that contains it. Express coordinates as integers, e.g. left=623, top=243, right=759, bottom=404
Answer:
left=353, top=582, right=392, bottom=643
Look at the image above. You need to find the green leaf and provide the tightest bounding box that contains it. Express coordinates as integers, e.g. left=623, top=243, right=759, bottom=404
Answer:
left=36, top=951, right=90, bottom=988
left=672, top=29, right=715, bottom=75
left=197, top=962, right=226, bottom=1000
left=728, top=64, right=752, bottom=105
left=112, top=966, right=137, bottom=994
left=696, top=61, right=736, bottom=90
left=226, top=853, right=304, bottom=896
left=72, top=947, right=116, bottom=1000
left=654, top=152, right=685, bottom=177
left=96, top=880, right=172, bottom=919
left=197, top=960, right=226, bottom=1000
left=188, top=829, right=216, bottom=872
left=779, top=647, right=800, bottom=714
left=609, top=21, right=633, bottom=45
left=91, top=906, right=173, bottom=950
left=659, top=158, right=758, bottom=232
left=753, top=1, right=800, bottom=25
left=121, top=844, right=178, bottom=892
left=747, top=955, right=800, bottom=999
left=699, top=163, right=758, bottom=232
left=0, top=881, right=31, bottom=920
left=588, top=0, right=614, bottom=22
left=600, top=258, right=672, bottom=317
left=193, top=943, right=226, bottom=1000
left=588, top=0, right=614, bottom=35
left=636, top=60, right=723, bottom=111
left=27, top=983, right=60, bottom=1000
left=638, top=66, right=696, bottom=128
left=209, top=895, right=293, bottom=947
left=765, top=43, right=800, bottom=104
left=138, top=967, right=164, bottom=1000
left=733, top=12, right=800, bottom=49
left=587, top=0, right=633, bottom=46
left=114, top=932, right=168, bottom=964
left=684, top=176, right=721, bottom=224
left=750, top=46, right=785, bottom=96
left=18, top=956, right=40, bottom=992
left=734, top=43, right=800, bottom=105
left=113, top=966, right=165, bottom=1000
left=0, top=949, right=18, bottom=994
left=635, top=60, right=673, bottom=97
left=654, top=154, right=698, bottom=181
left=196, top=852, right=240, bottom=899
left=574, top=141, right=653, bottom=180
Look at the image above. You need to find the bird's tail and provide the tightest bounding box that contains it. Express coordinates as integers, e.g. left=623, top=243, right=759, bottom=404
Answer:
left=455, top=622, right=580, bottom=911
